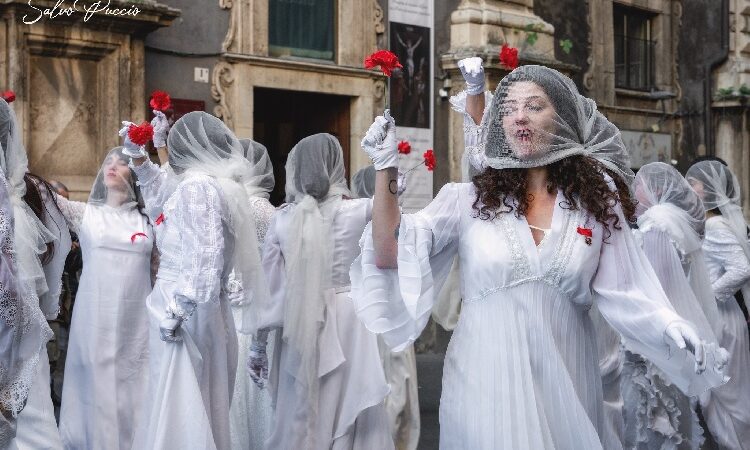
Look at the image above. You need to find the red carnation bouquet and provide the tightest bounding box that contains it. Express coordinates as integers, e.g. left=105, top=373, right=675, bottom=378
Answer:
left=397, top=140, right=412, bottom=155
left=128, top=122, right=155, bottom=147
left=364, top=50, right=403, bottom=77
left=150, top=90, right=171, bottom=112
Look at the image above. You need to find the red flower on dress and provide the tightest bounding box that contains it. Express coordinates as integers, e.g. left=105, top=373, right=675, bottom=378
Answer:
left=364, top=50, right=403, bottom=77
left=149, top=90, right=171, bottom=112
left=398, top=140, right=412, bottom=155
left=423, top=149, right=436, bottom=171
left=128, top=122, right=154, bottom=147
left=155, top=213, right=165, bottom=226
left=130, top=232, right=148, bottom=244
left=2, top=90, right=16, bottom=103
left=499, top=44, right=519, bottom=70
left=577, top=227, right=593, bottom=245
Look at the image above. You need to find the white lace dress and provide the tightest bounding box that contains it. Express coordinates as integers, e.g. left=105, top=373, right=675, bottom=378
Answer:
left=56, top=196, right=154, bottom=450
left=257, top=198, right=393, bottom=450
left=131, top=161, right=239, bottom=450
left=229, top=195, right=276, bottom=450
left=351, top=183, right=726, bottom=450
left=12, top=186, right=70, bottom=450
left=701, top=215, right=750, bottom=450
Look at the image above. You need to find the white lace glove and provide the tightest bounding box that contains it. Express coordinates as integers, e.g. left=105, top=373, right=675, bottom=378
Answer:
left=119, top=121, right=148, bottom=158
left=248, top=339, right=269, bottom=388
left=159, top=316, right=183, bottom=343
left=151, top=110, right=170, bottom=148
left=665, top=321, right=706, bottom=374
left=361, top=109, right=398, bottom=170
left=457, top=57, right=485, bottom=96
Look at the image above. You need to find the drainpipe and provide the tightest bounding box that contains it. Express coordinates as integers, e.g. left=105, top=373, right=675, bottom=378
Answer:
left=705, top=0, right=730, bottom=155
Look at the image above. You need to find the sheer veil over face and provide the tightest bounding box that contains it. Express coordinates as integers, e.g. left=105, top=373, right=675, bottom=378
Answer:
left=88, top=147, right=141, bottom=209
left=239, top=139, right=274, bottom=199
left=485, top=65, right=633, bottom=184
left=686, top=160, right=750, bottom=261
left=351, top=165, right=376, bottom=199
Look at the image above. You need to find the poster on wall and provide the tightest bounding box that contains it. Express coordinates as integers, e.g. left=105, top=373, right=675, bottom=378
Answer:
left=389, top=0, right=434, bottom=212
left=620, top=130, right=672, bottom=168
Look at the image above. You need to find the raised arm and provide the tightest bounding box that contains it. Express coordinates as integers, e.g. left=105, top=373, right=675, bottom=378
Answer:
left=456, top=57, right=487, bottom=126
left=361, top=111, right=401, bottom=268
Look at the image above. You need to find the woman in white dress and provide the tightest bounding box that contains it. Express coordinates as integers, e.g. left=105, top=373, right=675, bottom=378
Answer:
left=248, top=134, right=393, bottom=450
left=686, top=160, right=750, bottom=449
left=55, top=146, right=155, bottom=450
left=0, top=99, right=61, bottom=450
left=625, top=162, right=727, bottom=449
left=352, top=164, right=420, bottom=450
left=229, top=138, right=276, bottom=450
left=130, top=111, right=268, bottom=450
left=352, top=65, right=727, bottom=449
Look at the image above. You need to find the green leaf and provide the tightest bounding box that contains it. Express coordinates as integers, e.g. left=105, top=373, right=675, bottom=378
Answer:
left=559, top=39, right=573, bottom=54
left=739, top=84, right=750, bottom=96
left=526, top=32, right=538, bottom=46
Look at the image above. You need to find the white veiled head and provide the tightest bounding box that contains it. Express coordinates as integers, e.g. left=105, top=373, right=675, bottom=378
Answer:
left=686, top=160, right=750, bottom=261
left=634, top=162, right=705, bottom=254
left=485, top=65, right=633, bottom=185
left=284, top=133, right=351, bottom=203
left=240, top=138, right=275, bottom=199
left=351, top=165, right=376, bottom=199
left=88, top=146, right=142, bottom=210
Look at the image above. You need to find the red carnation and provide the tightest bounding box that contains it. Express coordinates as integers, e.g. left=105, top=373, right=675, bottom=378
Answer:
left=130, top=232, right=148, bottom=244
left=499, top=44, right=519, bottom=70
left=364, top=50, right=403, bottom=77
left=398, top=140, right=412, bottom=155
left=2, top=90, right=16, bottom=103
left=150, top=90, right=171, bottom=112
left=423, top=149, right=436, bottom=171
left=576, top=227, right=593, bottom=237
left=155, top=213, right=165, bottom=226
left=128, top=122, right=154, bottom=147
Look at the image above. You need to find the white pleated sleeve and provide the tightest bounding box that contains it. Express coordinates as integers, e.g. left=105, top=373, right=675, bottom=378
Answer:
left=704, top=223, right=750, bottom=302
left=131, top=159, right=173, bottom=221
left=593, top=208, right=727, bottom=396
left=350, top=184, right=460, bottom=352
left=254, top=211, right=287, bottom=331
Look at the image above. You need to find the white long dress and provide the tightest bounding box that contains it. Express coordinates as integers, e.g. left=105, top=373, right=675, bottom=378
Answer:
left=229, top=196, right=275, bottom=450
left=12, top=187, right=70, bottom=450
left=56, top=197, right=154, bottom=450
left=351, top=183, right=726, bottom=450
left=258, top=198, right=392, bottom=450
left=701, top=215, right=750, bottom=450
left=132, top=164, right=238, bottom=450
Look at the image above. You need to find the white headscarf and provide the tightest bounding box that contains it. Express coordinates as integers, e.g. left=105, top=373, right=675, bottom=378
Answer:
left=278, top=133, right=350, bottom=440
left=167, top=112, right=270, bottom=333
left=351, top=165, right=375, bottom=199
left=686, top=160, right=750, bottom=262
left=0, top=99, right=53, bottom=416
left=485, top=65, right=634, bottom=185
left=239, top=138, right=274, bottom=199
left=634, top=162, right=723, bottom=341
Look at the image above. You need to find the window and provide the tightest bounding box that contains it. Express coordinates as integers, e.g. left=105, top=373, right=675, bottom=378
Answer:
left=614, top=4, right=655, bottom=91
left=268, top=0, right=335, bottom=60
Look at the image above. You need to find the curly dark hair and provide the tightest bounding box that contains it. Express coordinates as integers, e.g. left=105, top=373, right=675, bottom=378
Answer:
left=472, top=155, right=636, bottom=240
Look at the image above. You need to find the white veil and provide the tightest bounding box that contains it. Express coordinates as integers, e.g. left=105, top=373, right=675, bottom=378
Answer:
left=167, top=112, right=270, bottom=333
left=239, top=139, right=275, bottom=199
left=0, top=99, right=53, bottom=416
left=278, top=133, right=350, bottom=440
left=484, top=65, right=634, bottom=185
left=634, top=162, right=723, bottom=341
left=686, top=160, right=750, bottom=262
left=351, top=165, right=375, bottom=199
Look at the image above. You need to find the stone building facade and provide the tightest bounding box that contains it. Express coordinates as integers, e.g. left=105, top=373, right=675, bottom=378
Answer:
left=0, top=0, right=178, bottom=200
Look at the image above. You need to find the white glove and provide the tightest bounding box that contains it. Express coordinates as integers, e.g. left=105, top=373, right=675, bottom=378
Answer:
left=151, top=110, right=170, bottom=148
left=119, top=121, right=148, bottom=158
left=159, top=316, right=183, bottom=343
left=397, top=171, right=407, bottom=196
left=457, top=57, right=485, bottom=96
left=248, top=340, right=269, bottom=388
left=361, top=109, right=398, bottom=170
left=665, top=321, right=706, bottom=374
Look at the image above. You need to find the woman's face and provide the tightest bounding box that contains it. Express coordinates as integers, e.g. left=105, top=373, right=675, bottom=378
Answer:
left=102, top=154, right=132, bottom=192
left=688, top=178, right=705, bottom=201
left=500, top=81, right=558, bottom=160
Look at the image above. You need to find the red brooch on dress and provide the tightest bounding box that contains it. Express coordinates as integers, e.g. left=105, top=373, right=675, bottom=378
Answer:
left=155, top=213, right=165, bottom=226
left=576, top=227, right=593, bottom=246
left=130, top=232, right=148, bottom=244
